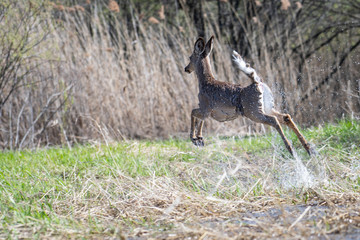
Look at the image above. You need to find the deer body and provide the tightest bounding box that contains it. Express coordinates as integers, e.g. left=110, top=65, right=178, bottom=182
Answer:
left=197, top=81, right=242, bottom=122
left=185, top=36, right=313, bottom=156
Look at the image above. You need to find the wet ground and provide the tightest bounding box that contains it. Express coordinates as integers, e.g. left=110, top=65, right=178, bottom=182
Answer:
left=127, top=202, right=360, bottom=239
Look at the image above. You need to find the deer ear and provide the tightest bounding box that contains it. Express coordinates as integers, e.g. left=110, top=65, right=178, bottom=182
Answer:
left=194, top=37, right=205, bottom=54
left=201, top=36, right=214, bottom=58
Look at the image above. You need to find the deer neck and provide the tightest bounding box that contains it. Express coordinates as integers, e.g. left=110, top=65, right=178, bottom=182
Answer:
left=195, top=57, right=215, bottom=88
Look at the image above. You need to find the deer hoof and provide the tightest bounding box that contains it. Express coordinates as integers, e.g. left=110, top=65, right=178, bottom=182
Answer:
left=308, top=146, right=318, bottom=156
left=191, top=137, right=205, bottom=147
left=303, top=142, right=317, bottom=156
left=197, top=137, right=204, bottom=147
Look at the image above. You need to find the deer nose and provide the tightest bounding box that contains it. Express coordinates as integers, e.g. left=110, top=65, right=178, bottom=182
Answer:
left=184, top=66, right=191, bottom=73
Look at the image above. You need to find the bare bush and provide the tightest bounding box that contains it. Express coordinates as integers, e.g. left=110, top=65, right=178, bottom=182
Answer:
left=0, top=0, right=72, bottom=149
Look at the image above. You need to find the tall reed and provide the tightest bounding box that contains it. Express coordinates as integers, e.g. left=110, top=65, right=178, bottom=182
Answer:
left=0, top=1, right=358, bottom=149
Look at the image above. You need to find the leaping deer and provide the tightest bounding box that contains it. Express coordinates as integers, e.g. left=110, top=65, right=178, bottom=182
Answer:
left=184, top=36, right=313, bottom=156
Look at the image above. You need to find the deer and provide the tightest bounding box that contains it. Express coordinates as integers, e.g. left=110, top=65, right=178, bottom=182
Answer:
left=184, top=36, right=313, bottom=156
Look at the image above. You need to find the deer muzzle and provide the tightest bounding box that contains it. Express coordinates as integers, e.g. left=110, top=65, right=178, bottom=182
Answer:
left=184, top=64, right=193, bottom=74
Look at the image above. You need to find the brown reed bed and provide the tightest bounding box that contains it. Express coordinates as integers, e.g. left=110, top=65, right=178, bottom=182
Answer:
left=1, top=1, right=359, bottom=149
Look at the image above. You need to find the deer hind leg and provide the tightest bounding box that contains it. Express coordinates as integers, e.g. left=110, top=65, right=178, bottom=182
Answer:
left=271, top=110, right=312, bottom=156
left=190, top=109, right=208, bottom=146
left=248, top=112, right=294, bottom=156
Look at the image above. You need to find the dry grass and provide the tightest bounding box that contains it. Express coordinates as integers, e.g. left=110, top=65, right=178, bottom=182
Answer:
left=1, top=120, right=359, bottom=239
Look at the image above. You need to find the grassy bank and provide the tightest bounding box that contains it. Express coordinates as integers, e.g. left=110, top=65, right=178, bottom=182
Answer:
left=1, top=119, right=359, bottom=239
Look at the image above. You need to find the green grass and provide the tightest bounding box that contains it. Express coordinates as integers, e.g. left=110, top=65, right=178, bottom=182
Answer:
left=0, top=119, right=359, bottom=238
left=308, top=119, right=360, bottom=150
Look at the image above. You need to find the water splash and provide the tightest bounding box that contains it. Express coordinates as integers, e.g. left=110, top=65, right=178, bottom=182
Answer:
left=279, top=151, right=314, bottom=189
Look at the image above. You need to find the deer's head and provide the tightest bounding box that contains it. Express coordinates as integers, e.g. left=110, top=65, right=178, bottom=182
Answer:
left=184, top=36, right=214, bottom=74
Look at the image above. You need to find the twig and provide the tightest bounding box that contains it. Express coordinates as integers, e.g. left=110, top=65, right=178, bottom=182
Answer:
left=288, top=206, right=311, bottom=231
left=242, top=178, right=261, bottom=200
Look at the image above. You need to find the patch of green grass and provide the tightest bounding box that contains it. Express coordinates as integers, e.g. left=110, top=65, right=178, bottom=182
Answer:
left=307, top=118, right=360, bottom=150
left=220, top=135, right=273, bottom=154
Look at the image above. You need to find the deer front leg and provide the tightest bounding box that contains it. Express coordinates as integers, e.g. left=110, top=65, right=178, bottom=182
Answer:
left=190, top=108, right=208, bottom=147
left=197, top=120, right=204, bottom=139
left=190, top=114, right=197, bottom=140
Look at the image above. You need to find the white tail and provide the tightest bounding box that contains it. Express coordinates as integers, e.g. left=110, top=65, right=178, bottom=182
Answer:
left=232, top=50, right=262, bottom=84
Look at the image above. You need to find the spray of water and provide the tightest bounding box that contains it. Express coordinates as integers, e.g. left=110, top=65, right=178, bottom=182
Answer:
left=201, top=134, right=330, bottom=200
left=274, top=140, right=327, bottom=190
left=279, top=151, right=314, bottom=189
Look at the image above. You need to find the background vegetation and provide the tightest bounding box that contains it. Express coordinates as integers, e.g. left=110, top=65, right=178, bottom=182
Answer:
left=0, top=0, right=359, bottom=149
